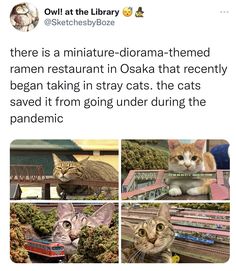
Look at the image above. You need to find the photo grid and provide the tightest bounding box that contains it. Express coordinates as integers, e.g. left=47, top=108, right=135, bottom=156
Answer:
left=10, top=139, right=230, bottom=263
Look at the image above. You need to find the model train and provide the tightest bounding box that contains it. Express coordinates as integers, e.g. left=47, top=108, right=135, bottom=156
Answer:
left=175, top=233, right=214, bottom=245
left=25, top=239, right=65, bottom=258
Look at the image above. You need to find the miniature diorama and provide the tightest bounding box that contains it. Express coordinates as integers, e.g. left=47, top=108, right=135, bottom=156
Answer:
left=10, top=202, right=118, bottom=263
left=121, top=140, right=230, bottom=200
left=122, top=203, right=229, bottom=263
left=10, top=140, right=119, bottom=200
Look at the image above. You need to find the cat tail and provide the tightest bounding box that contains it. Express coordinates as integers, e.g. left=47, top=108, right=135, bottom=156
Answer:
left=203, top=152, right=216, bottom=171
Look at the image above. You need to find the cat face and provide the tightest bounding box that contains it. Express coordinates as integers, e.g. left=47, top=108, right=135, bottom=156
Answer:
left=127, top=204, right=174, bottom=255
left=168, top=140, right=206, bottom=172
left=52, top=203, right=114, bottom=255
left=52, top=153, right=89, bottom=183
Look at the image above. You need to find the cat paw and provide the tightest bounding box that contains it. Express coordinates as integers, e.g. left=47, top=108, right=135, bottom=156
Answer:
left=59, top=191, right=67, bottom=200
left=169, top=187, right=182, bottom=196
left=187, top=187, right=202, bottom=195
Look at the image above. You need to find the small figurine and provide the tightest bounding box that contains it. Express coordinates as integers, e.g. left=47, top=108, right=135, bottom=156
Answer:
left=135, top=7, right=144, bottom=17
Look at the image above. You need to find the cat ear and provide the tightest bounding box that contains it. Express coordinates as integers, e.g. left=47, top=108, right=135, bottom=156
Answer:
left=79, top=156, right=90, bottom=165
left=168, top=140, right=181, bottom=151
left=52, top=153, right=61, bottom=165
left=157, top=204, right=171, bottom=221
left=91, top=203, right=115, bottom=226
left=57, top=203, right=75, bottom=218
left=194, top=140, right=205, bottom=151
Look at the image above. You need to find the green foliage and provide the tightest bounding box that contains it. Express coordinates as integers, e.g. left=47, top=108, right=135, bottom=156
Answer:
left=174, top=203, right=230, bottom=211
left=69, top=225, right=118, bottom=263
left=121, top=140, right=168, bottom=174
left=78, top=192, right=118, bottom=200
left=10, top=203, right=36, bottom=224
left=131, top=140, right=165, bottom=146
left=69, top=206, right=118, bottom=263
left=10, top=203, right=57, bottom=236
left=124, top=203, right=229, bottom=211
left=111, top=212, right=119, bottom=228
left=10, top=214, right=29, bottom=263
left=140, top=203, right=161, bottom=208
left=82, top=205, right=95, bottom=215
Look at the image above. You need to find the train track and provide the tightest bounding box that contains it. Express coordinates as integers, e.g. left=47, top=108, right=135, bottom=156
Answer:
left=121, top=214, right=230, bottom=234
left=122, top=208, right=230, bottom=261
left=122, top=234, right=229, bottom=263
left=173, top=240, right=229, bottom=256
left=122, top=208, right=230, bottom=221
left=122, top=225, right=229, bottom=263
left=121, top=210, right=230, bottom=247
left=122, top=209, right=230, bottom=222
left=158, top=193, right=209, bottom=200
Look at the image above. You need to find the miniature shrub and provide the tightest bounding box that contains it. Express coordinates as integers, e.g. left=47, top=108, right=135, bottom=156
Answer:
left=10, top=203, right=57, bottom=236
left=122, top=141, right=168, bottom=174
left=10, top=214, right=29, bottom=263
left=69, top=225, right=118, bottom=263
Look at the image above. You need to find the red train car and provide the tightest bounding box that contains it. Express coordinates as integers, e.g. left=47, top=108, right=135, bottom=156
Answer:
left=25, top=239, right=65, bottom=258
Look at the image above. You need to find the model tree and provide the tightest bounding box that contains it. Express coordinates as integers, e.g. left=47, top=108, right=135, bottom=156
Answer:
left=69, top=211, right=119, bottom=263
left=10, top=203, right=57, bottom=236
left=10, top=214, right=29, bottom=263
left=122, top=140, right=168, bottom=173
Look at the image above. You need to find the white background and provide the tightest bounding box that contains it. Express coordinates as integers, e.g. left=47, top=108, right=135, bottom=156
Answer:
left=0, top=0, right=235, bottom=270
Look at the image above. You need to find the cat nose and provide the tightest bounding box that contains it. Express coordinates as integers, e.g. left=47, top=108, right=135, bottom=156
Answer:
left=148, top=237, right=156, bottom=244
left=184, top=164, right=191, bottom=168
left=69, top=233, right=78, bottom=241
left=61, top=169, right=67, bottom=175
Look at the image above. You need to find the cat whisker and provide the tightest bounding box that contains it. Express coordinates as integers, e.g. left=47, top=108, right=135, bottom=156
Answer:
left=128, top=249, right=143, bottom=263
left=139, top=251, right=146, bottom=262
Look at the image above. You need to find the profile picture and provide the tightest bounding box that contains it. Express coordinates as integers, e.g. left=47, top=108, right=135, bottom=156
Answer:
left=10, top=2, right=39, bottom=32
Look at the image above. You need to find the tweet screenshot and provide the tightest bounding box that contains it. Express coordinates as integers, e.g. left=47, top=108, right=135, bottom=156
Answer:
left=1, top=0, right=235, bottom=270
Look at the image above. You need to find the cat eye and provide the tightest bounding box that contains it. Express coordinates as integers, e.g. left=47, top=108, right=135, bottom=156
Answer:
left=63, top=221, right=71, bottom=229
left=56, top=166, right=62, bottom=170
left=156, top=223, right=165, bottom=232
left=177, top=155, right=184, bottom=160
left=138, top=229, right=146, bottom=237
left=191, top=156, right=198, bottom=161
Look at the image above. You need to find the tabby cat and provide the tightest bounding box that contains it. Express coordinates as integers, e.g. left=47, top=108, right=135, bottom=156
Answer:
left=52, top=203, right=115, bottom=255
left=166, top=140, right=216, bottom=196
left=52, top=153, right=118, bottom=198
left=122, top=204, right=174, bottom=263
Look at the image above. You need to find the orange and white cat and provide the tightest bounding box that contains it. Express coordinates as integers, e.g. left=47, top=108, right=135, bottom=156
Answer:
left=166, top=140, right=216, bottom=196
